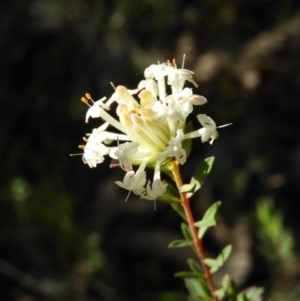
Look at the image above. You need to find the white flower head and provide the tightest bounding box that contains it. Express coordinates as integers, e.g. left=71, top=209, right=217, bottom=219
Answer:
left=109, top=141, right=140, bottom=171
left=75, top=58, right=231, bottom=203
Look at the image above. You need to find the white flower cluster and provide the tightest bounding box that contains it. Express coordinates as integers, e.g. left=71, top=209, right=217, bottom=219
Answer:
left=77, top=59, right=226, bottom=201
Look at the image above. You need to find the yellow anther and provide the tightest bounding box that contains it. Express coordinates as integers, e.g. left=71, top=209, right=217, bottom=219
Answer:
left=85, top=93, right=92, bottom=99
left=81, top=97, right=88, bottom=103
left=78, top=145, right=85, bottom=149
left=82, top=137, right=88, bottom=142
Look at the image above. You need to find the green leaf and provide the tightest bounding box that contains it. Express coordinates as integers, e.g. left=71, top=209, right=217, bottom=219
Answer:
left=175, top=271, right=204, bottom=279
left=203, top=258, right=220, bottom=269
left=158, top=183, right=181, bottom=203
left=180, top=183, right=197, bottom=194
left=242, top=287, right=264, bottom=301
left=168, top=240, right=194, bottom=248
left=194, top=201, right=221, bottom=238
left=183, top=121, right=193, bottom=159
left=187, top=258, right=203, bottom=273
left=227, top=280, right=238, bottom=301
left=204, top=245, right=232, bottom=273
left=214, top=288, right=226, bottom=300
left=181, top=223, right=193, bottom=241
left=202, top=201, right=221, bottom=221
left=187, top=157, right=215, bottom=198
left=184, top=278, right=212, bottom=301
left=237, top=293, right=248, bottom=301
left=220, top=244, right=232, bottom=262
left=158, top=194, right=181, bottom=203
left=170, top=202, right=186, bottom=221
left=214, top=274, right=231, bottom=300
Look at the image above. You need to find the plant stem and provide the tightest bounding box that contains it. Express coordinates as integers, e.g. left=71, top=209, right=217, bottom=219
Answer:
left=171, top=161, right=219, bottom=301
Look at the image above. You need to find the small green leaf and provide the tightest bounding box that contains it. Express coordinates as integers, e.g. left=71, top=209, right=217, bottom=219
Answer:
left=175, top=271, right=204, bottom=278
left=221, top=274, right=231, bottom=289
left=220, top=245, right=232, bottom=263
left=202, top=201, right=221, bottom=221
left=184, top=278, right=212, bottom=301
left=194, top=218, right=217, bottom=238
left=187, top=258, right=203, bottom=273
left=180, top=183, right=197, bottom=194
left=227, top=280, right=238, bottom=300
left=170, top=202, right=186, bottom=221
left=214, top=288, right=225, bottom=300
left=181, top=223, right=193, bottom=241
left=158, top=194, right=181, bottom=203
left=194, top=201, right=221, bottom=238
left=187, top=157, right=215, bottom=198
left=204, top=258, right=220, bottom=269
left=243, top=287, right=264, bottom=301
left=168, top=240, right=194, bottom=248
left=237, top=293, right=248, bottom=301
left=158, top=183, right=181, bottom=203
left=204, top=245, right=232, bottom=273
left=214, top=274, right=231, bottom=299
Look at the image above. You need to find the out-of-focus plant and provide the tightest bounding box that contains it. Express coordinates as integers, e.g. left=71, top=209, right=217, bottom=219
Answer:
left=256, top=198, right=300, bottom=301
left=73, top=57, right=264, bottom=301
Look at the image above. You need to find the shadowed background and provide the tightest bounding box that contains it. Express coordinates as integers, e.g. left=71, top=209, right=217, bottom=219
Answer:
left=1, top=0, right=300, bottom=300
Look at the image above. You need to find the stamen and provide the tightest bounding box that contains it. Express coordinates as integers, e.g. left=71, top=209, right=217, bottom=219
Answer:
left=82, top=137, right=88, bottom=142
left=78, top=145, right=85, bottom=149
left=218, top=123, right=233, bottom=128
left=182, top=54, right=186, bottom=69
left=110, top=82, right=116, bottom=90
left=172, top=58, right=177, bottom=68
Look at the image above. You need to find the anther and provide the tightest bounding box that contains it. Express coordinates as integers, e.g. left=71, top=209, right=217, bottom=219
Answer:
left=82, top=137, right=88, bottom=142
left=81, top=97, right=88, bottom=103
left=78, top=145, right=85, bottom=149
left=85, top=93, right=92, bottom=100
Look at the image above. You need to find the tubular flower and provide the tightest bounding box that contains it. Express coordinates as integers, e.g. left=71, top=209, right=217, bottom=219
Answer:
left=75, top=58, right=230, bottom=201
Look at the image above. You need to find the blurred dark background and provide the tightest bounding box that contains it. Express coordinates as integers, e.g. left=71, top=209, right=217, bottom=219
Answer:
left=1, top=0, right=300, bottom=300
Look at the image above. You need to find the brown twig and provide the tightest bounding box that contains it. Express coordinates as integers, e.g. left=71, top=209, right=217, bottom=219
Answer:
left=171, top=161, right=219, bottom=301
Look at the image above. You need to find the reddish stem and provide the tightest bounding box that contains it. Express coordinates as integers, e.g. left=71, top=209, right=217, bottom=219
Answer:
left=171, top=161, right=219, bottom=301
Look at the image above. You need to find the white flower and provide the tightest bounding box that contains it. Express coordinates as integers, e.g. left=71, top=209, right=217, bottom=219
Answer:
left=138, top=79, right=159, bottom=99
left=166, top=63, right=198, bottom=94
left=81, top=93, right=107, bottom=123
left=144, top=179, right=168, bottom=201
left=141, top=161, right=167, bottom=201
left=156, top=129, right=186, bottom=164
left=115, top=170, right=147, bottom=197
left=109, top=141, right=140, bottom=171
left=152, top=98, right=185, bottom=122
left=184, top=114, right=219, bottom=145
left=175, top=88, right=207, bottom=117
left=197, top=114, right=219, bottom=144
left=81, top=133, right=109, bottom=168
